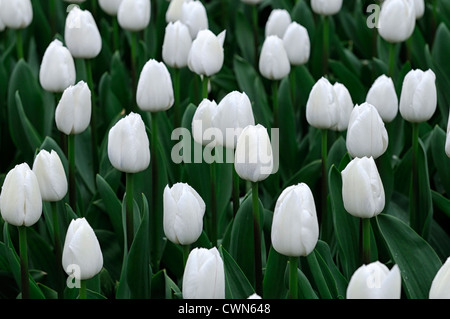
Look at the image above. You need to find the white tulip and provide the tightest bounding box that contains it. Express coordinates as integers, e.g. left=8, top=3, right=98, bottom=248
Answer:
left=414, top=0, right=425, bottom=19
left=39, top=39, right=76, bottom=93
left=265, top=9, right=291, bottom=39
left=32, top=150, right=68, bottom=202
left=446, top=112, right=450, bottom=158
left=182, top=247, right=225, bottom=299
left=188, top=29, right=225, bottom=77
left=166, top=0, right=186, bottom=23
left=333, top=82, right=354, bottom=131
left=136, top=59, right=174, bottom=112
left=62, top=218, right=103, bottom=281
left=99, top=0, right=123, bottom=16
left=162, top=21, right=192, bottom=69
left=0, top=0, right=33, bottom=29
left=55, top=81, right=92, bottom=135
left=271, top=183, right=319, bottom=257
left=180, top=0, right=208, bottom=39
left=117, top=0, right=151, bottom=32
left=429, top=257, right=450, bottom=299
left=0, top=163, right=42, bottom=227
left=346, top=262, right=401, bottom=299
left=399, top=69, right=437, bottom=123
left=341, top=156, right=385, bottom=219
left=65, top=6, right=102, bottom=59
left=306, top=77, right=339, bottom=130
left=259, top=35, right=291, bottom=81
left=366, top=75, right=398, bottom=123
left=234, top=124, right=273, bottom=182
left=378, top=0, right=416, bottom=43
left=192, top=99, right=218, bottom=147
left=346, top=103, right=389, bottom=159
left=163, top=183, right=206, bottom=245
left=282, top=22, right=310, bottom=66
left=310, top=0, right=343, bottom=16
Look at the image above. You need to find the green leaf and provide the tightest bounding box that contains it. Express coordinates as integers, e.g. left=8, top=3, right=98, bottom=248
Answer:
left=263, top=247, right=288, bottom=299
left=235, top=10, right=255, bottom=66
left=430, top=126, right=450, bottom=196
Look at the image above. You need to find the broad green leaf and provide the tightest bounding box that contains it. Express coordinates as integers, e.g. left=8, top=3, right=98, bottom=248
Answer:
left=263, top=246, right=288, bottom=299
left=430, top=126, right=450, bottom=196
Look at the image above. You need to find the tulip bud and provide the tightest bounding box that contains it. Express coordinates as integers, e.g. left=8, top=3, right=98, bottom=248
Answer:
left=414, top=0, right=425, bottom=19
left=346, top=261, right=401, bottom=299
left=62, top=218, right=103, bottom=280
left=182, top=247, right=225, bottom=299
left=265, top=9, right=291, bottom=39
left=117, top=0, right=151, bottom=32
left=55, top=81, right=92, bottom=135
left=333, top=82, right=354, bottom=131
left=282, top=22, right=310, bottom=66
left=107, top=112, right=151, bottom=173
left=259, top=35, right=291, bottom=81
left=188, top=29, right=225, bottom=77
left=446, top=113, right=450, bottom=158
left=234, top=124, right=273, bottom=182
left=378, top=0, right=416, bottom=43
left=180, top=0, right=208, bottom=39
left=346, top=103, right=389, bottom=159
left=214, top=91, right=255, bottom=149
left=166, top=0, right=186, bottom=23
left=366, top=75, right=398, bottom=123
left=162, top=21, right=192, bottom=69
left=163, top=183, right=206, bottom=245
left=0, top=163, right=42, bottom=227
left=306, top=77, right=339, bottom=130
left=0, top=0, right=33, bottom=29
left=429, top=257, right=450, bottom=299
left=341, top=156, right=385, bottom=219
left=136, top=59, right=174, bottom=112
left=310, top=0, right=343, bottom=16
left=32, top=150, right=68, bottom=202
left=399, top=69, right=437, bottom=123
left=99, top=0, right=123, bottom=16
left=271, top=183, right=319, bottom=257
left=39, top=39, right=76, bottom=93
left=65, top=6, right=102, bottom=59
left=192, top=99, right=218, bottom=146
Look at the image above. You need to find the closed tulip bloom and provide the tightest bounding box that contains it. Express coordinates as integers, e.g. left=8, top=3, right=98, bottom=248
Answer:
left=182, top=247, right=225, bottom=299
left=333, top=82, right=354, bottom=131
left=166, top=0, right=185, bottom=23
left=137, top=59, right=174, bottom=112
left=311, top=0, right=343, bottom=16
left=341, top=156, right=385, bottom=218
left=39, top=39, right=76, bottom=93
left=55, top=81, right=91, bottom=135
left=99, top=0, right=123, bottom=16
left=347, top=262, right=401, bottom=299
left=378, top=0, right=416, bottom=43
left=192, top=99, right=218, bottom=146
left=32, top=150, right=68, bottom=202
left=271, top=183, right=319, bottom=257
left=117, top=0, right=151, bottom=31
left=214, top=91, right=255, bottom=149
left=259, top=35, right=291, bottom=81
left=265, top=9, right=291, bottom=38
left=0, top=0, right=33, bottom=29
left=234, top=124, right=273, bottom=182
left=0, top=163, right=42, bottom=227
left=65, top=6, right=102, bottom=59
left=306, top=77, right=339, bottom=130
left=180, top=0, right=208, bottom=39
left=62, top=218, right=103, bottom=280
left=399, top=69, right=437, bottom=123
left=346, top=103, right=389, bottom=159
left=282, top=22, right=310, bottom=66
left=163, top=183, right=206, bottom=245
left=366, top=75, right=398, bottom=123
left=429, top=257, right=450, bottom=299
left=162, top=21, right=192, bottom=69
left=188, top=29, right=225, bottom=77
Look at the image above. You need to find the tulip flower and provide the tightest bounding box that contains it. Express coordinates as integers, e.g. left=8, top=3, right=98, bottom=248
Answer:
left=188, top=29, right=226, bottom=78
left=192, top=99, right=218, bottom=147
left=99, top=0, right=123, bottom=16
left=429, top=257, right=450, bottom=299
left=39, top=39, right=76, bottom=93
left=62, top=218, right=103, bottom=298
left=0, top=0, right=33, bottom=29
left=346, top=262, right=401, bottom=299
left=378, top=0, right=416, bottom=43
left=346, top=103, right=389, bottom=159
left=166, top=0, right=186, bottom=23
left=332, top=82, right=354, bottom=132
left=282, top=22, right=310, bottom=66
left=306, top=77, right=339, bottom=130
left=413, top=0, right=425, bottom=19
left=136, top=59, right=174, bottom=112
left=258, top=35, right=290, bottom=81
left=117, top=0, right=151, bottom=32
left=64, top=6, right=102, bottom=59
left=366, top=75, right=398, bottom=123
left=446, top=113, right=450, bottom=159
left=264, top=9, right=291, bottom=39
left=310, top=0, right=343, bottom=16
left=162, top=21, right=192, bottom=69
left=182, top=247, right=225, bottom=299
left=163, top=183, right=206, bottom=248
left=180, top=0, right=208, bottom=39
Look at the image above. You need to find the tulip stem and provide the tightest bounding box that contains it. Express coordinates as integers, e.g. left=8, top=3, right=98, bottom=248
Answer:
left=126, top=172, right=134, bottom=251
left=252, top=4, right=259, bottom=66
left=79, top=280, right=87, bottom=299
left=210, top=161, right=218, bottom=246
left=320, top=129, right=330, bottom=241
left=288, top=257, right=298, bottom=299
left=388, top=42, right=396, bottom=78
left=131, top=32, right=139, bottom=112
left=151, top=112, right=161, bottom=267
left=18, top=226, right=29, bottom=299
left=173, top=67, right=181, bottom=129
left=322, top=15, right=330, bottom=75
left=68, top=134, right=76, bottom=211
left=182, top=245, right=190, bottom=267
left=362, top=218, right=371, bottom=265
left=86, top=58, right=99, bottom=174
left=202, top=75, right=209, bottom=99
left=232, top=168, right=240, bottom=217
left=252, top=182, right=263, bottom=296
left=51, top=202, right=64, bottom=298
left=16, top=30, right=24, bottom=61
left=272, top=80, right=279, bottom=129
left=410, top=122, right=419, bottom=233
